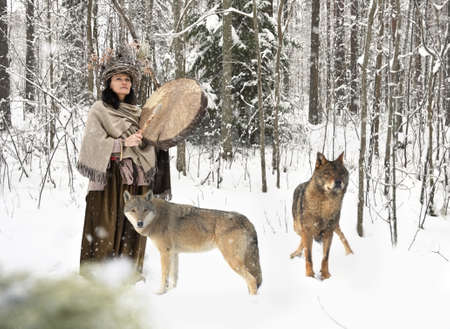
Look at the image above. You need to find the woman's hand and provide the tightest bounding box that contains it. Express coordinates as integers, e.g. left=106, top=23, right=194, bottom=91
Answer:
left=124, top=132, right=143, bottom=147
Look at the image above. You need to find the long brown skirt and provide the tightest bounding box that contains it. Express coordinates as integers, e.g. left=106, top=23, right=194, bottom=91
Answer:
left=80, top=160, right=150, bottom=273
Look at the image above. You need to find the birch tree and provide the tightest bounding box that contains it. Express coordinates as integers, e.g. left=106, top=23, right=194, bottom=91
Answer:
left=358, top=0, right=377, bottom=237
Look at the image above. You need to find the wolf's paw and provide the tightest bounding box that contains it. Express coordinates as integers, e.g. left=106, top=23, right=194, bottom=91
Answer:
left=319, top=271, right=331, bottom=280
left=290, top=252, right=302, bottom=259
left=155, top=287, right=168, bottom=295
left=305, top=270, right=315, bottom=278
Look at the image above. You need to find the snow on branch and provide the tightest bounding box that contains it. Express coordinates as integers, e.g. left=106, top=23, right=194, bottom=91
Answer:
left=154, top=6, right=254, bottom=39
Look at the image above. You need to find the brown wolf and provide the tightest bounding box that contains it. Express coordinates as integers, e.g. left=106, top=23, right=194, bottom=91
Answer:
left=123, top=190, right=262, bottom=295
left=290, top=152, right=353, bottom=279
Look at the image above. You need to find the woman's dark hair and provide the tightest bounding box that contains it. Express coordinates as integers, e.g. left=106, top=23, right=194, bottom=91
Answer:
left=101, top=78, right=137, bottom=109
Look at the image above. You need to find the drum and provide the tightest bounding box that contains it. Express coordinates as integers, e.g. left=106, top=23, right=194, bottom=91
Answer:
left=139, top=78, right=208, bottom=149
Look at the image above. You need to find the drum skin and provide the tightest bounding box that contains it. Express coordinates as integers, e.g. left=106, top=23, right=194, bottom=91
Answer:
left=140, top=78, right=207, bottom=149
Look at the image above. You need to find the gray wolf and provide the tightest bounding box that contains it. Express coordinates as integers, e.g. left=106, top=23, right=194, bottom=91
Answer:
left=123, top=190, right=262, bottom=295
left=290, top=152, right=352, bottom=279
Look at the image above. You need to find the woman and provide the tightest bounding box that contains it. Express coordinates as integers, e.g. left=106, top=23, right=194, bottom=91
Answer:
left=76, top=47, right=170, bottom=274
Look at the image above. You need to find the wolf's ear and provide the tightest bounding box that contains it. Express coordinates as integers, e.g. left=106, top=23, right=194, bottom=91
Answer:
left=124, top=190, right=131, bottom=202
left=144, top=190, right=153, bottom=201
left=315, top=152, right=328, bottom=168
left=337, top=152, right=344, bottom=164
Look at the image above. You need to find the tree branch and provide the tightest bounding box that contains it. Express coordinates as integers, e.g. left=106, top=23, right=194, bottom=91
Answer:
left=110, top=0, right=139, bottom=43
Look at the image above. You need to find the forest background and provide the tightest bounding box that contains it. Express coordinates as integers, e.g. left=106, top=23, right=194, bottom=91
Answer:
left=0, top=0, right=449, bottom=328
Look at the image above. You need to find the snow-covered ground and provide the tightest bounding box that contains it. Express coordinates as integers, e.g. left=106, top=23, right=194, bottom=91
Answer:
left=1, top=141, right=449, bottom=329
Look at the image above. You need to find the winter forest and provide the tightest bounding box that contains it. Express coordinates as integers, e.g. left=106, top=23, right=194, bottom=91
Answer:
left=0, top=0, right=449, bottom=328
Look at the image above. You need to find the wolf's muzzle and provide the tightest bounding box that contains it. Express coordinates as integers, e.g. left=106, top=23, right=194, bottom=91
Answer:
left=137, top=221, right=144, bottom=228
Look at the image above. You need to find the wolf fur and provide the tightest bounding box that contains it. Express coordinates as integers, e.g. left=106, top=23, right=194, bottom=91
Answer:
left=123, top=190, right=262, bottom=295
left=290, top=152, right=353, bottom=279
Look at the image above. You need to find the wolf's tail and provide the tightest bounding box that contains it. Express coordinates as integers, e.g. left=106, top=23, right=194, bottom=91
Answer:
left=246, top=230, right=262, bottom=288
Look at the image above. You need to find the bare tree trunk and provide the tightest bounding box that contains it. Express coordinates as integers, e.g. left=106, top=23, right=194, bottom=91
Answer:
left=350, top=0, right=359, bottom=114
left=384, top=0, right=402, bottom=196
left=370, top=0, right=385, bottom=158
left=47, top=0, right=57, bottom=152
left=390, top=116, right=398, bottom=245
left=87, top=0, right=94, bottom=94
left=391, top=0, right=403, bottom=132
left=61, top=0, right=88, bottom=104
left=145, top=0, right=155, bottom=92
left=221, top=0, right=233, bottom=160
left=358, top=0, right=377, bottom=238
left=0, top=0, right=10, bottom=130
left=308, top=0, right=320, bottom=124
left=25, top=0, right=36, bottom=114
left=173, top=0, right=186, bottom=176
left=334, top=0, right=345, bottom=115
left=389, top=0, right=402, bottom=244
left=403, top=0, right=414, bottom=167
left=325, top=0, right=332, bottom=116
left=273, top=0, right=286, bottom=189
left=413, top=4, right=424, bottom=176
left=137, top=0, right=155, bottom=105
left=446, top=1, right=450, bottom=125
left=282, top=2, right=290, bottom=109
left=93, top=0, right=101, bottom=97
left=111, top=0, right=139, bottom=44
left=118, top=0, right=126, bottom=44
left=253, top=0, right=267, bottom=193
left=422, top=57, right=438, bottom=217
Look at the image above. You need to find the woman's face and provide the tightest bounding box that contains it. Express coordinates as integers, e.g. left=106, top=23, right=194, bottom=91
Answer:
left=110, top=73, right=132, bottom=101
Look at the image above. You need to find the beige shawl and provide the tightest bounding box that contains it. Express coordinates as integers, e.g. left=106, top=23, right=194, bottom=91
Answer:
left=76, top=101, right=156, bottom=184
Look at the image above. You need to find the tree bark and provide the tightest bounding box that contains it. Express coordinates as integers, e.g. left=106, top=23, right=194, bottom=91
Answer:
left=25, top=0, right=36, bottom=114
left=0, top=0, right=10, bottom=130
left=308, top=0, right=320, bottom=125
left=357, top=0, right=377, bottom=238
left=221, top=0, right=233, bottom=160
left=325, top=0, right=332, bottom=116
left=334, top=0, right=345, bottom=114
left=350, top=0, right=359, bottom=114
left=173, top=0, right=187, bottom=176
left=87, top=0, right=94, bottom=94
left=384, top=0, right=402, bottom=196
left=111, top=0, right=139, bottom=44
left=93, top=0, right=101, bottom=97
left=366, top=0, right=385, bottom=204
left=273, top=0, right=286, bottom=188
left=446, top=1, right=450, bottom=125
left=371, top=0, right=385, bottom=158
left=253, top=0, right=267, bottom=193
left=47, top=0, right=57, bottom=151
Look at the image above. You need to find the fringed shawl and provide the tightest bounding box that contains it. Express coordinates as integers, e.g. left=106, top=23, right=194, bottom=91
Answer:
left=76, top=101, right=156, bottom=184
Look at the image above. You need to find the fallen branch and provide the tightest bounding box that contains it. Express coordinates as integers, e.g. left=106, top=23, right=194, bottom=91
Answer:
left=1, top=116, right=29, bottom=178
left=317, top=296, right=348, bottom=329
left=432, top=249, right=449, bottom=262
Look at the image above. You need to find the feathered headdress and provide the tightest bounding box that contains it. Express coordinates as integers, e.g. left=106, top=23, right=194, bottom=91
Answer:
left=99, top=44, right=143, bottom=88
